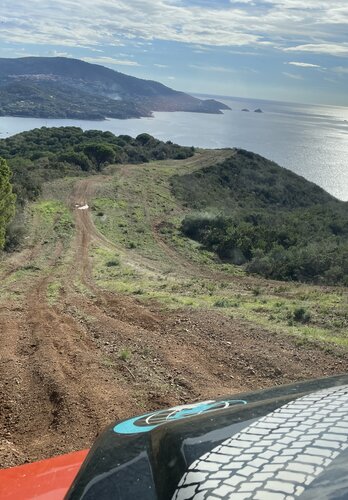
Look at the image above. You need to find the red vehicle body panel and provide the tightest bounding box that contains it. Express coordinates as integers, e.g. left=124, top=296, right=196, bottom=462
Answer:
left=0, top=450, right=88, bottom=500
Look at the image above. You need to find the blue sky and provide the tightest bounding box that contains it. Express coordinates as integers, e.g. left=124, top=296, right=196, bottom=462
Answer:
left=1, top=0, right=348, bottom=105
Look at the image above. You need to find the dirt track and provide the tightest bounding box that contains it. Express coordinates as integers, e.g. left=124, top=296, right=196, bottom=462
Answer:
left=1, top=174, right=347, bottom=468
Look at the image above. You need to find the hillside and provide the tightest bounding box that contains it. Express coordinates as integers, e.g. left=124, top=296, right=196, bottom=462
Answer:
left=0, top=81, right=150, bottom=120
left=2, top=130, right=348, bottom=283
left=1, top=131, right=348, bottom=468
left=171, top=151, right=348, bottom=284
left=171, top=149, right=338, bottom=211
left=0, top=57, right=230, bottom=119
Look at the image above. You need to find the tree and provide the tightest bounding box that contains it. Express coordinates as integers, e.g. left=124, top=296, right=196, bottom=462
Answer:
left=135, top=133, right=157, bottom=146
left=0, top=157, right=16, bottom=249
left=82, top=143, right=116, bottom=170
left=58, top=150, right=93, bottom=171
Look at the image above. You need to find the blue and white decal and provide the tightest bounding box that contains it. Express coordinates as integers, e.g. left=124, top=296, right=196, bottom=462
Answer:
left=114, top=399, right=247, bottom=435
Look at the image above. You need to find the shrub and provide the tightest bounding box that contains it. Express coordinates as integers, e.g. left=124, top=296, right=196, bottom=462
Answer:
left=106, top=259, right=120, bottom=267
left=4, top=219, right=25, bottom=251
left=119, top=349, right=131, bottom=361
left=293, top=307, right=311, bottom=324
left=0, top=157, right=16, bottom=249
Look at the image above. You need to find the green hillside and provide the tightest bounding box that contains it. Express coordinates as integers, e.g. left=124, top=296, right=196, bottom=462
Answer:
left=171, top=150, right=348, bottom=285
left=171, top=149, right=337, bottom=210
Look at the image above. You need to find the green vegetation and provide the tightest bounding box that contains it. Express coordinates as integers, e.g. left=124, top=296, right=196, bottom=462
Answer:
left=173, top=151, right=348, bottom=285
left=87, top=160, right=347, bottom=348
left=292, top=307, right=311, bottom=324
left=47, top=280, right=62, bottom=305
left=27, top=199, right=74, bottom=274
left=0, top=127, right=193, bottom=249
left=172, top=149, right=334, bottom=211
left=119, top=349, right=132, bottom=362
left=33, top=200, right=74, bottom=239
left=0, top=157, right=16, bottom=249
left=0, top=127, right=193, bottom=205
left=90, top=234, right=348, bottom=347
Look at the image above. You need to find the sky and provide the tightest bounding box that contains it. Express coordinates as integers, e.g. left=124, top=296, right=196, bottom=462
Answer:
left=1, top=0, right=348, bottom=106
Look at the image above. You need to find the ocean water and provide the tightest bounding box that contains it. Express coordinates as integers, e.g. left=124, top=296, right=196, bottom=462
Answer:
left=0, top=95, right=347, bottom=200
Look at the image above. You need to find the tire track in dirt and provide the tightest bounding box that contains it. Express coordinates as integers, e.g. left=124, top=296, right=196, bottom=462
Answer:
left=69, top=176, right=123, bottom=283
left=0, top=199, right=135, bottom=467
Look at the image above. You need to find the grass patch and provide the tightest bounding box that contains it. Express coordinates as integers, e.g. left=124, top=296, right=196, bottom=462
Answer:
left=214, top=298, right=236, bottom=308
left=47, top=280, right=62, bottom=305
left=32, top=200, right=74, bottom=241
left=119, top=348, right=132, bottom=361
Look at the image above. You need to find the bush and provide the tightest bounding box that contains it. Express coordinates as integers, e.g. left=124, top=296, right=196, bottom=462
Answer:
left=106, top=259, right=120, bottom=267
left=181, top=211, right=348, bottom=285
left=4, top=219, right=25, bottom=251
left=293, top=307, right=311, bottom=324
left=214, top=298, right=232, bottom=308
left=0, top=157, right=16, bottom=249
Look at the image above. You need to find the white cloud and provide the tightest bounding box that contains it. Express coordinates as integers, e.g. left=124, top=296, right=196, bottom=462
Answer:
left=284, top=43, right=348, bottom=57
left=48, top=51, right=71, bottom=57
left=189, top=64, right=236, bottom=73
left=282, top=72, right=304, bottom=80
left=82, top=56, right=140, bottom=66
left=286, top=62, right=321, bottom=68
left=154, top=63, right=168, bottom=68
left=0, top=0, right=347, bottom=56
left=0, top=0, right=259, bottom=48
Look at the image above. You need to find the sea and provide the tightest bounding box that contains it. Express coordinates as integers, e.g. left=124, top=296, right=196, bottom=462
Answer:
left=0, top=95, right=347, bottom=201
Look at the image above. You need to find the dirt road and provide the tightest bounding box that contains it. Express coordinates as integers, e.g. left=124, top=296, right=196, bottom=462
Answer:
left=0, top=174, right=347, bottom=468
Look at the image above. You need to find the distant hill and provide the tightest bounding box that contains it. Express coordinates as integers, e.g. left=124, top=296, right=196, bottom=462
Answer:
left=0, top=57, right=230, bottom=120
left=172, top=150, right=348, bottom=285
left=0, top=80, right=151, bottom=120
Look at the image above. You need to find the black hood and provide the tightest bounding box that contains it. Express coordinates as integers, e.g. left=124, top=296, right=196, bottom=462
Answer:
left=66, top=374, right=348, bottom=500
